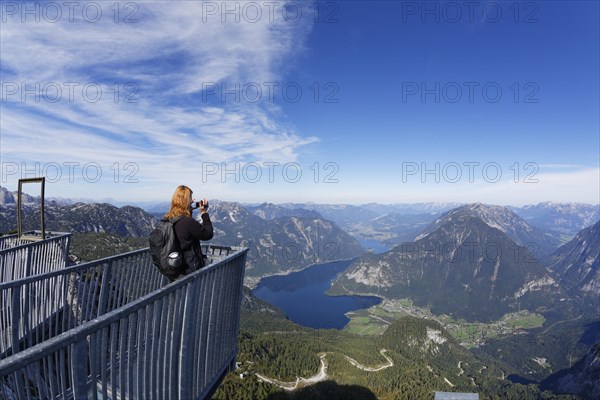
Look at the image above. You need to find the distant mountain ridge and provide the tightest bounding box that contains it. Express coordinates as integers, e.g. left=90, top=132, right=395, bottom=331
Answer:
left=208, top=201, right=364, bottom=283
left=247, top=202, right=323, bottom=220
left=275, top=202, right=462, bottom=226
left=549, top=221, right=600, bottom=297
left=0, top=186, right=119, bottom=207
left=332, top=203, right=565, bottom=322
left=0, top=202, right=158, bottom=237
left=416, top=203, right=560, bottom=257
left=0, top=188, right=364, bottom=284
left=511, top=202, right=600, bottom=245
left=0, top=186, right=38, bottom=205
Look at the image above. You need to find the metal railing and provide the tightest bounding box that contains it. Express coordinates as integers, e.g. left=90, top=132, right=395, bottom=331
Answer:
left=0, top=248, right=161, bottom=357
left=0, top=231, right=72, bottom=283
left=0, top=245, right=248, bottom=400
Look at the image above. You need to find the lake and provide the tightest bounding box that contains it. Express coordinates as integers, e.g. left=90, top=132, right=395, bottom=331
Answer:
left=354, top=236, right=389, bottom=254
left=252, top=259, right=382, bottom=330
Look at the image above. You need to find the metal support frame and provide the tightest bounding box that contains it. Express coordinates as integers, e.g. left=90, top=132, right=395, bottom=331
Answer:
left=17, top=177, right=45, bottom=241
left=0, top=245, right=248, bottom=400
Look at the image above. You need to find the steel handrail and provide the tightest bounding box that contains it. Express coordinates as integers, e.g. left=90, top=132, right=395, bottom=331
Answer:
left=0, top=245, right=248, bottom=400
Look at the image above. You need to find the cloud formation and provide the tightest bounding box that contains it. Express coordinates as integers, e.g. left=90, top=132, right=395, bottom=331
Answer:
left=1, top=1, right=318, bottom=199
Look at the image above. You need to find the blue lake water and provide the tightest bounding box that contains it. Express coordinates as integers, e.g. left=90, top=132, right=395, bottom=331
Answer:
left=252, top=259, right=382, bottom=330
left=354, top=237, right=389, bottom=254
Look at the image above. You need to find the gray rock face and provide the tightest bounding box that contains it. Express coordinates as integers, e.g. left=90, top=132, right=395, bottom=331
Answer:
left=0, top=202, right=158, bottom=236
left=416, top=203, right=559, bottom=257
left=208, top=201, right=364, bottom=279
left=549, top=221, right=600, bottom=296
left=334, top=205, right=565, bottom=322
left=544, top=344, right=600, bottom=400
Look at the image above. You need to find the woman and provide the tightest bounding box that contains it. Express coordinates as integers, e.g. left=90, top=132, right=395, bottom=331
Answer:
left=163, top=185, right=213, bottom=281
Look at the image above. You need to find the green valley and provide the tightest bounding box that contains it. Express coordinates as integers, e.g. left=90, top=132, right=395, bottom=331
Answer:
left=213, top=291, right=583, bottom=400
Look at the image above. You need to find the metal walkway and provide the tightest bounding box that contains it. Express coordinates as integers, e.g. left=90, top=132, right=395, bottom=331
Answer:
left=0, top=242, right=248, bottom=400
left=0, top=231, right=72, bottom=283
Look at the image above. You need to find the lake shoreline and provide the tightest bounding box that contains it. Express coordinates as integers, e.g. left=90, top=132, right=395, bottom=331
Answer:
left=252, top=258, right=383, bottom=330
left=244, top=256, right=360, bottom=289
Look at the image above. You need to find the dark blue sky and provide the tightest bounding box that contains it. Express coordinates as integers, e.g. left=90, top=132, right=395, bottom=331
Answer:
left=1, top=1, right=598, bottom=204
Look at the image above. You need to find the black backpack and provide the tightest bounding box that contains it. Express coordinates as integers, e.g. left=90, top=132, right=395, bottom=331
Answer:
left=148, top=216, right=185, bottom=279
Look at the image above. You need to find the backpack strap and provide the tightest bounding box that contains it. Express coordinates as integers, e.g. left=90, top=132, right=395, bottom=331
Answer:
left=163, top=216, right=184, bottom=251
left=169, top=215, right=184, bottom=224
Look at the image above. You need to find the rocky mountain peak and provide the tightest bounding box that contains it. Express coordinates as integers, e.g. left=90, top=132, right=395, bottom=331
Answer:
left=416, top=203, right=558, bottom=256
left=0, top=186, right=39, bottom=205
left=0, top=201, right=158, bottom=237
left=249, top=202, right=323, bottom=220
left=333, top=204, right=563, bottom=322
left=0, top=187, right=15, bottom=204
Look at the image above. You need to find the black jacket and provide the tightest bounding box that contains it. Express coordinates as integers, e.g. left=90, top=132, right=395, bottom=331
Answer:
left=174, top=213, right=213, bottom=275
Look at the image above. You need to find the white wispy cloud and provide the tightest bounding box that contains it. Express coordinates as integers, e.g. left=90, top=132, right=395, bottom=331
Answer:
left=1, top=1, right=318, bottom=199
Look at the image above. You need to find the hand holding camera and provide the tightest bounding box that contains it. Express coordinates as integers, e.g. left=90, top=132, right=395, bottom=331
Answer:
left=191, top=199, right=209, bottom=213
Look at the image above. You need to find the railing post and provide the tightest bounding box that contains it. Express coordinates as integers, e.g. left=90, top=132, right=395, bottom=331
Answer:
left=63, top=235, right=71, bottom=266
left=10, top=285, right=20, bottom=355
left=24, top=246, right=32, bottom=279
left=178, top=276, right=198, bottom=398
left=97, top=260, right=113, bottom=316
left=71, top=340, right=89, bottom=399
left=229, top=251, right=247, bottom=371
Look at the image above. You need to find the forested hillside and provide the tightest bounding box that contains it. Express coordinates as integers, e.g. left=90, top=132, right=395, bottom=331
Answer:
left=213, top=291, right=583, bottom=400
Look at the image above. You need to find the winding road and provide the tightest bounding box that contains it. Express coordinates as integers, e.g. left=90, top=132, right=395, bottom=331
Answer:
left=255, top=349, right=394, bottom=391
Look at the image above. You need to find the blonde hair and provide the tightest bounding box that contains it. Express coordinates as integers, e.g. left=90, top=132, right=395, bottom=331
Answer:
left=164, top=185, right=193, bottom=219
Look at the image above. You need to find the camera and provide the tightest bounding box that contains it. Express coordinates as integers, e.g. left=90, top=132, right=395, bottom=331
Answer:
left=190, top=200, right=208, bottom=210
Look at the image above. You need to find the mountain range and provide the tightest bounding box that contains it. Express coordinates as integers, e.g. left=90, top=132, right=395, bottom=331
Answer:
left=511, top=202, right=600, bottom=245
left=548, top=221, right=600, bottom=310
left=208, top=201, right=364, bottom=283
left=0, top=191, right=364, bottom=286
left=5, top=186, right=595, bottom=249
left=247, top=203, right=323, bottom=220
left=266, top=201, right=598, bottom=253
left=331, top=203, right=569, bottom=322
left=0, top=202, right=158, bottom=237
left=1, top=185, right=598, bottom=398
left=416, top=203, right=560, bottom=257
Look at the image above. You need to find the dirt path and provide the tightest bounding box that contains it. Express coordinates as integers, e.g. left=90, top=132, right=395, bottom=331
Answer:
left=255, top=349, right=394, bottom=391
left=256, top=354, right=328, bottom=391
left=342, top=349, right=394, bottom=372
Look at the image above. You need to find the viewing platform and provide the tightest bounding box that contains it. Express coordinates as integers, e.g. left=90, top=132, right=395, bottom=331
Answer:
left=0, top=234, right=248, bottom=400
left=0, top=231, right=72, bottom=282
